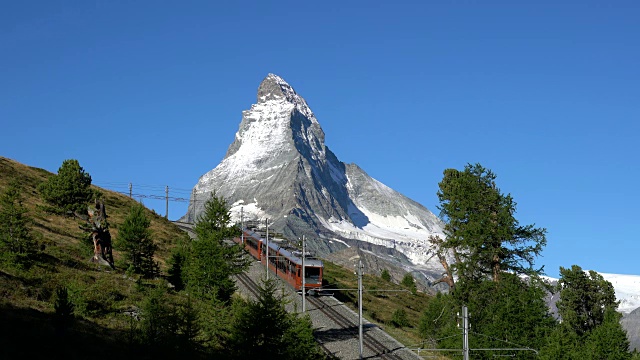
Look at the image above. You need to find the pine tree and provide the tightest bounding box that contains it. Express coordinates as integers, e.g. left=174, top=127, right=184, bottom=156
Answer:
left=38, top=159, right=95, bottom=214
left=540, top=265, right=632, bottom=359
left=116, top=203, right=158, bottom=277
left=193, top=191, right=237, bottom=240
left=436, top=163, right=546, bottom=283
left=0, top=181, right=37, bottom=266
left=175, top=294, right=200, bottom=355
left=183, top=192, right=249, bottom=303
left=556, top=265, right=618, bottom=336
left=230, top=278, right=291, bottom=358
left=401, top=273, right=417, bottom=294
left=538, top=325, right=580, bottom=360
left=139, top=286, right=183, bottom=356
left=282, top=313, right=323, bottom=360
left=459, top=273, right=555, bottom=356
left=167, top=242, right=188, bottom=291
left=53, top=286, right=75, bottom=335
left=580, top=307, right=631, bottom=359
left=418, top=292, right=458, bottom=343
left=381, top=269, right=391, bottom=282
left=230, top=278, right=323, bottom=360
left=420, top=274, right=556, bottom=356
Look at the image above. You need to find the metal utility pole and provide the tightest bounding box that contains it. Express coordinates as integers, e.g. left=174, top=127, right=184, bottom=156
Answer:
left=240, top=207, right=244, bottom=245
left=265, top=218, right=269, bottom=280
left=302, top=235, right=306, bottom=313
left=191, top=188, right=196, bottom=222
left=358, top=259, right=364, bottom=359
left=129, top=183, right=132, bottom=198
left=462, top=305, right=469, bottom=360
left=165, top=186, right=169, bottom=219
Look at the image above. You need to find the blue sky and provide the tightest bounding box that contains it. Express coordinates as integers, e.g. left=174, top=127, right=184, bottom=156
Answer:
left=1, top=1, right=638, bottom=277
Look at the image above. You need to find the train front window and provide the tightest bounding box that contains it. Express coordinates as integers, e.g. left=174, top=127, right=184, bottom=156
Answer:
left=305, top=267, right=321, bottom=283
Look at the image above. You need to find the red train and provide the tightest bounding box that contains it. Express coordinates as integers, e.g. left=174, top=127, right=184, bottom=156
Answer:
left=233, top=228, right=323, bottom=293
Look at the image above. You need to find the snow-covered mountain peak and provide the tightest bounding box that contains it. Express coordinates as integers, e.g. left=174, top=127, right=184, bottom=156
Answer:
left=257, top=73, right=316, bottom=121
left=185, top=74, right=447, bottom=286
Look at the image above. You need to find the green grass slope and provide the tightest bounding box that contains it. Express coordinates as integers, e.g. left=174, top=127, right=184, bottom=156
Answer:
left=0, top=156, right=189, bottom=359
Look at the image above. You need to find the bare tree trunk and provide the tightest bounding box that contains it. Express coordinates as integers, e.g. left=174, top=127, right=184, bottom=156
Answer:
left=429, top=235, right=455, bottom=289
left=492, top=254, right=500, bottom=282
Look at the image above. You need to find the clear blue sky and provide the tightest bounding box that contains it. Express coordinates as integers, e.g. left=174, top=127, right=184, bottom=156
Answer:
left=2, top=1, right=638, bottom=277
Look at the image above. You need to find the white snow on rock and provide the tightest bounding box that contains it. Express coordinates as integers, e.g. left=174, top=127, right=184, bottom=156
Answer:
left=598, top=272, right=640, bottom=314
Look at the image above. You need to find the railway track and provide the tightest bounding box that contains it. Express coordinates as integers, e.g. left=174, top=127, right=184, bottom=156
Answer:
left=235, top=267, right=405, bottom=359
left=221, top=234, right=415, bottom=360
left=235, top=271, right=260, bottom=299
left=234, top=270, right=338, bottom=358
left=307, top=296, right=405, bottom=360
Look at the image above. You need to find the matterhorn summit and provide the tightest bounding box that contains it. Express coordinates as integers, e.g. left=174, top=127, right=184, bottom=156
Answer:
left=184, top=74, right=446, bottom=283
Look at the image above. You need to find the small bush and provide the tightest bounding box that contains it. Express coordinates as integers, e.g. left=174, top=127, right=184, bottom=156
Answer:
left=391, top=308, right=409, bottom=328
left=53, top=286, right=75, bottom=333
left=401, top=273, right=417, bottom=295
left=381, top=269, right=391, bottom=282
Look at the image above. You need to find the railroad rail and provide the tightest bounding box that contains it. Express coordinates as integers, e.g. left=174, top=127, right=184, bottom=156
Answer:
left=307, top=296, right=405, bottom=360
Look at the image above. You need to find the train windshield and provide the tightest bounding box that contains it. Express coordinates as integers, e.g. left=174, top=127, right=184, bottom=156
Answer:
left=305, top=267, right=321, bottom=283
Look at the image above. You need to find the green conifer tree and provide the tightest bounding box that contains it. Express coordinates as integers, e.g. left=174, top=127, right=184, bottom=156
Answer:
left=38, top=159, right=95, bottom=214
left=53, top=286, right=75, bottom=335
left=556, top=265, right=618, bottom=336
left=420, top=274, right=555, bottom=355
left=0, top=181, right=37, bottom=266
left=541, top=265, right=631, bottom=359
left=230, top=278, right=323, bottom=359
left=581, top=307, right=631, bottom=359
left=183, top=192, right=249, bottom=303
left=437, top=163, right=546, bottom=283
left=167, top=243, right=187, bottom=291
left=116, top=203, right=158, bottom=277
left=381, top=268, right=391, bottom=282
left=401, top=273, right=417, bottom=294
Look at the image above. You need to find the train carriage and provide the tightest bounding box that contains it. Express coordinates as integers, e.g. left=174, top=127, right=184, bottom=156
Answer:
left=276, top=247, right=323, bottom=291
left=234, top=228, right=323, bottom=293
left=234, top=229, right=263, bottom=261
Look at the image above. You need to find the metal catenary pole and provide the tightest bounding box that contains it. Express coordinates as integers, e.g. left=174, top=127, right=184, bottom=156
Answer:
left=302, top=235, right=306, bottom=313
left=165, top=186, right=169, bottom=219
left=463, top=305, right=469, bottom=360
left=240, top=207, right=244, bottom=245
left=265, top=218, right=269, bottom=280
left=191, top=188, right=196, bottom=222
left=358, top=259, right=364, bottom=359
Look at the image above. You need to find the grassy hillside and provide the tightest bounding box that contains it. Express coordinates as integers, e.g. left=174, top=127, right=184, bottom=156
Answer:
left=0, top=156, right=439, bottom=358
left=0, top=157, right=190, bottom=358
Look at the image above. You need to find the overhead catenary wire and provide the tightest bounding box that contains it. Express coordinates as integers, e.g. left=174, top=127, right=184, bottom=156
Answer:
left=92, top=182, right=220, bottom=219
left=93, top=182, right=215, bottom=204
